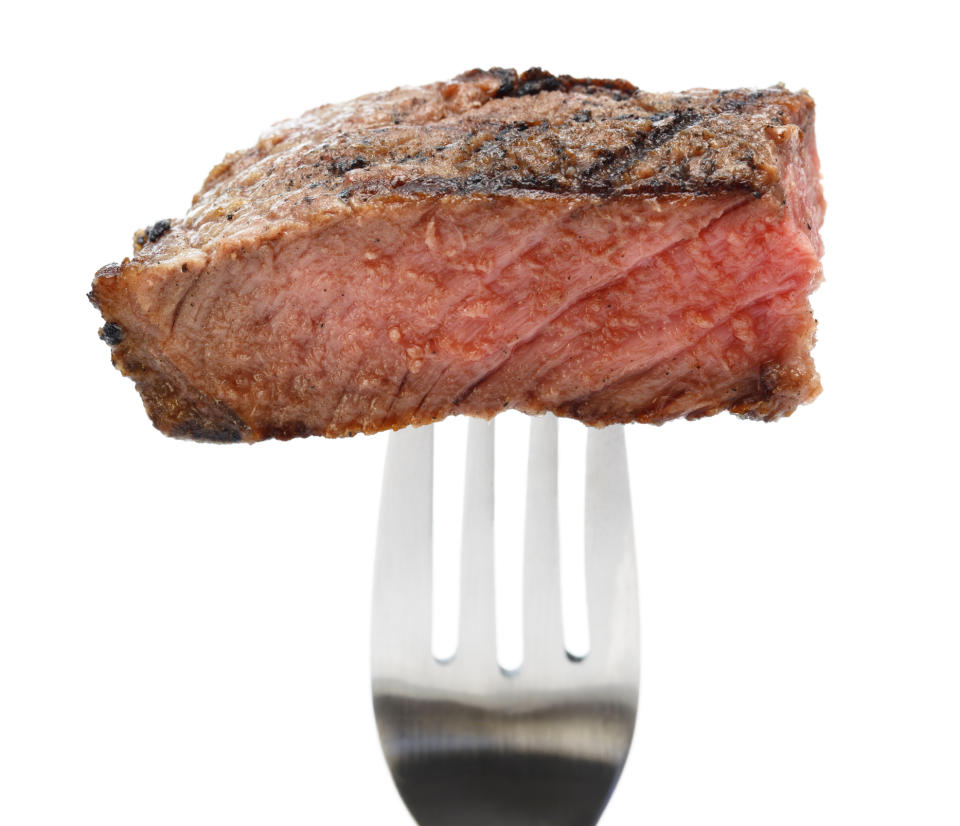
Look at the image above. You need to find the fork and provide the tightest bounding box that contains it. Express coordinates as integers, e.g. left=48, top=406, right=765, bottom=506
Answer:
left=371, top=414, right=639, bottom=826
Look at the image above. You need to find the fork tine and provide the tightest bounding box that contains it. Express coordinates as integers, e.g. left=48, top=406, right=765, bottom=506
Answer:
left=523, top=414, right=566, bottom=670
left=372, top=417, right=641, bottom=826
left=457, top=418, right=496, bottom=664
left=371, top=425, right=434, bottom=677
left=585, top=424, right=639, bottom=672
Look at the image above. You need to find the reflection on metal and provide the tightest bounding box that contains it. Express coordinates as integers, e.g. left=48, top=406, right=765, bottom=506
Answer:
left=372, top=416, right=639, bottom=826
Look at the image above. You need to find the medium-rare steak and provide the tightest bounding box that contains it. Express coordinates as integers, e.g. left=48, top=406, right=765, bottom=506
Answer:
left=90, top=68, right=825, bottom=443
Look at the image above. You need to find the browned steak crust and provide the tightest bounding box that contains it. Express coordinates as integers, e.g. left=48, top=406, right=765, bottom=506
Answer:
left=91, top=68, right=824, bottom=442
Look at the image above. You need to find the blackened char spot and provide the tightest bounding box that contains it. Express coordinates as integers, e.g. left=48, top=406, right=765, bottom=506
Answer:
left=99, top=322, right=125, bottom=346
left=481, top=67, right=637, bottom=100
left=572, top=110, right=592, bottom=123
left=513, top=67, right=561, bottom=97
left=147, top=219, right=171, bottom=243
left=262, top=421, right=312, bottom=441
left=331, top=157, right=368, bottom=175
left=489, top=67, right=516, bottom=97
left=170, top=420, right=244, bottom=443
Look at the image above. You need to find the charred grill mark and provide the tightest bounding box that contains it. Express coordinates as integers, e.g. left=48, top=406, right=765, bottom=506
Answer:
left=643, top=109, right=703, bottom=149
left=380, top=170, right=758, bottom=199
left=324, top=101, right=733, bottom=201
left=214, top=79, right=758, bottom=211
left=578, top=125, right=658, bottom=189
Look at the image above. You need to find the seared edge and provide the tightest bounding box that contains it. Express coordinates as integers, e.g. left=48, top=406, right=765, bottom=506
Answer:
left=122, top=68, right=814, bottom=262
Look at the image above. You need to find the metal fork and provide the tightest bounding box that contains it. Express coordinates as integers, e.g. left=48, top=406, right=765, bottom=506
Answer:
left=371, top=414, right=639, bottom=826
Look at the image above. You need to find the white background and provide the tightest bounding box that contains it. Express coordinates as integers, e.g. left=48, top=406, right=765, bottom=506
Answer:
left=1, top=1, right=958, bottom=824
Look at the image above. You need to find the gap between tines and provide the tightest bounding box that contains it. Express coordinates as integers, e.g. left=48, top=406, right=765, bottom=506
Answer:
left=430, top=413, right=592, bottom=667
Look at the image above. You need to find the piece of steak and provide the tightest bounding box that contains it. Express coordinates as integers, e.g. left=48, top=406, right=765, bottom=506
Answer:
left=90, top=68, right=825, bottom=443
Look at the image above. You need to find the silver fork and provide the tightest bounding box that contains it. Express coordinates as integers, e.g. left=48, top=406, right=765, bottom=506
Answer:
left=371, top=414, right=639, bottom=826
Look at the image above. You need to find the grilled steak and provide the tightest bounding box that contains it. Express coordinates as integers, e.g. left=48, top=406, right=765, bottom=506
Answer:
left=90, top=68, right=825, bottom=443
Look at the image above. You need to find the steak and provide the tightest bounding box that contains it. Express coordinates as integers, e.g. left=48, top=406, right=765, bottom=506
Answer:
left=90, top=67, right=825, bottom=443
